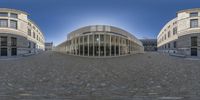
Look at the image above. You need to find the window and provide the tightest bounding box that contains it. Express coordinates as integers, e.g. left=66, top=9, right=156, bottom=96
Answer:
left=191, top=36, right=198, bottom=46
left=0, top=19, right=8, bottom=27
left=190, top=19, right=198, bottom=28
left=28, top=42, right=31, bottom=48
left=28, top=29, right=31, bottom=36
left=28, top=23, right=31, bottom=27
left=10, top=20, right=17, bottom=29
left=173, top=27, right=177, bottom=35
left=168, top=31, right=171, bottom=38
left=190, top=12, right=198, bottom=17
left=1, top=36, right=7, bottom=46
left=33, top=32, right=35, bottom=38
left=1, top=48, right=7, bottom=56
left=173, top=41, right=177, bottom=48
left=168, top=43, right=170, bottom=49
left=0, top=12, right=8, bottom=17
left=10, top=13, right=18, bottom=18
left=11, top=37, right=17, bottom=46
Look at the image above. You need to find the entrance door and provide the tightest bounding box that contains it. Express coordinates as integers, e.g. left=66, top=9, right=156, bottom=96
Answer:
left=11, top=48, right=17, bottom=56
left=191, top=48, right=197, bottom=56
left=1, top=48, right=7, bottom=56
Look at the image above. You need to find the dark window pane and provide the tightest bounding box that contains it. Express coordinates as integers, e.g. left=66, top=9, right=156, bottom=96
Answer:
left=1, top=36, right=7, bottom=46
left=10, top=20, right=17, bottom=29
left=190, top=19, right=198, bottom=28
left=1, top=48, right=7, bottom=56
left=11, top=37, right=17, bottom=46
left=190, top=12, right=198, bottom=17
left=191, top=36, right=198, bottom=46
left=10, top=13, right=18, bottom=18
left=0, top=12, right=8, bottom=17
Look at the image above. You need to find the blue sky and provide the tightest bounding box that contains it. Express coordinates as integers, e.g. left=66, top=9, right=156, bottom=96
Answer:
left=0, top=0, right=200, bottom=45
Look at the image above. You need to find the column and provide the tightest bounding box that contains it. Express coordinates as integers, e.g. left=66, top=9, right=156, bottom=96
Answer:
left=119, top=37, right=121, bottom=56
left=88, top=35, right=89, bottom=56
left=93, top=33, right=94, bottom=56
left=99, top=33, right=100, bottom=57
left=79, top=37, right=80, bottom=56
left=104, top=33, right=106, bottom=56
left=110, top=35, right=111, bottom=56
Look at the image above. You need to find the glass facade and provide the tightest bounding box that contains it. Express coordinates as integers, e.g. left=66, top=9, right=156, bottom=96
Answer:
left=64, top=32, right=142, bottom=57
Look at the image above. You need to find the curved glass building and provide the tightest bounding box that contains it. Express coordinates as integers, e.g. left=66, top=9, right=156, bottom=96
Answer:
left=0, top=8, right=45, bottom=57
left=56, top=25, right=144, bottom=57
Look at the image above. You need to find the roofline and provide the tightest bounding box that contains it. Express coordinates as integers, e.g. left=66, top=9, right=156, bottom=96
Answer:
left=177, top=8, right=200, bottom=14
left=0, top=8, right=29, bottom=15
left=67, top=25, right=140, bottom=41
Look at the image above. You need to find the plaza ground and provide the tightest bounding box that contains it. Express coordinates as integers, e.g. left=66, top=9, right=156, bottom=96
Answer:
left=0, top=52, right=200, bottom=100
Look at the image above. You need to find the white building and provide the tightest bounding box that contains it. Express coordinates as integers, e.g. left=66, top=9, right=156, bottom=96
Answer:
left=56, top=25, right=144, bottom=57
left=0, top=8, right=45, bottom=57
left=157, top=8, right=200, bottom=57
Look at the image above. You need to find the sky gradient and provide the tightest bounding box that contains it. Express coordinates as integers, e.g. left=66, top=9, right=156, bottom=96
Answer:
left=0, top=0, right=200, bottom=45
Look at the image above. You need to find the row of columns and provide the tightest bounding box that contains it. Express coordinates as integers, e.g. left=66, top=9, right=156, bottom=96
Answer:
left=65, top=33, right=140, bottom=57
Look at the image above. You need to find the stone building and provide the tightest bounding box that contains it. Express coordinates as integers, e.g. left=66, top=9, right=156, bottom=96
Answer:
left=45, top=42, right=53, bottom=51
left=140, top=39, right=157, bottom=51
left=157, top=8, right=200, bottom=57
left=56, top=25, right=144, bottom=57
left=0, top=8, right=45, bottom=57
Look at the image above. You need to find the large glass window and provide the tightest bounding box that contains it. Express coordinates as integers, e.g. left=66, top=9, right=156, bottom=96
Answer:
left=168, top=43, right=170, bottom=49
left=1, top=36, right=7, bottom=46
left=0, top=12, right=8, bottom=17
left=89, top=35, right=93, bottom=56
left=84, top=36, right=88, bottom=56
left=191, top=36, right=198, bottom=46
left=80, top=36, right=83, bottom=55
left=173, top=41, right=177, bottom=48
left=94, top=34, right=99, bottom=56
left=190, top=19, right=198, bottom=28
left=10, top=13, right=18, bottom=18
left=190, top=12, right=198, bottom=17
left=94, top=34, right=99, bottom=43
left=1, top=48, right=7, bottom=56
left=116, top=36, right=119, bottom=56
left=0, top=19, right=8, bottom=27
left=111, top=36, right=115, bottom=56
left=100, top=34, right=104, bottom=56
left=10, top=20, right=17, bottom=29
left=106, top=35, right=110, bottom=56
left=11, top=37, right=17, bottom=46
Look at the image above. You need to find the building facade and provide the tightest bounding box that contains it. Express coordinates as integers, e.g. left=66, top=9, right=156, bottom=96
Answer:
left=45, top=42, right=53, bottom=51
left=56, top=25, right=144, bottom=57
left=157, top=8, right=200, bottom=57
left=0, top=8, right=45, bottom=57
left=140, top=39, right=157, bottom=51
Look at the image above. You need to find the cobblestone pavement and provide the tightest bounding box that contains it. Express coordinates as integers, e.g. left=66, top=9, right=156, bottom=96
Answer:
left=0, top=51, right=200, bottom=100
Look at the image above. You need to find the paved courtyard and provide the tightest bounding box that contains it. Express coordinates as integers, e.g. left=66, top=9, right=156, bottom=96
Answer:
left=0, top=52, right=200, bottom=100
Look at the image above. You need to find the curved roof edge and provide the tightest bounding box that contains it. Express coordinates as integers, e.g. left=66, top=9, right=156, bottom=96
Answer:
left=177, top=8, right=200, bottom=13
left=157, top=17, right=177, bottom=38
left=67, top=25, right=142, bottom=45
left=0, top=8, right=28, bottom=15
